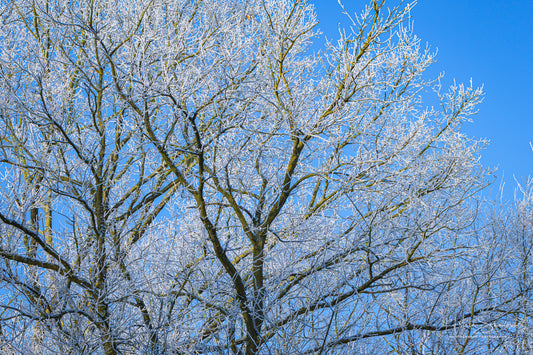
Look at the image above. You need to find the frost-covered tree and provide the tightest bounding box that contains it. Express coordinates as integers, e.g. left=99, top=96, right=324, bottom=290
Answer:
left=0, top=0, right=527, bottom=353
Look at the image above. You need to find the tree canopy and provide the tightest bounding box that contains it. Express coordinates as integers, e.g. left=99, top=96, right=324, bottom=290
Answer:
left=0, top=0, right=531, bottom=354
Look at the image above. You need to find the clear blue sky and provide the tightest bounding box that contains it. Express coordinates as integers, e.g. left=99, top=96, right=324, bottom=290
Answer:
left=314, top=0, right=533, bottom=198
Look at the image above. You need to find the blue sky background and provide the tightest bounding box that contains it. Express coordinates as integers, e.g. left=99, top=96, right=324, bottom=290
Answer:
left=313, top=0, right=533, bottom=200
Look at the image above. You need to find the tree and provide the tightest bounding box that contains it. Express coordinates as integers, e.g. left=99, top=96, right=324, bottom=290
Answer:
left=0, top=0, right=527, bottom=353
left=474, top=179, right=533, bottom=354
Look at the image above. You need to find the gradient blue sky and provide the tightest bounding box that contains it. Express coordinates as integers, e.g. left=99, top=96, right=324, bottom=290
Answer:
left=314, top=1, right=533, bottom=198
